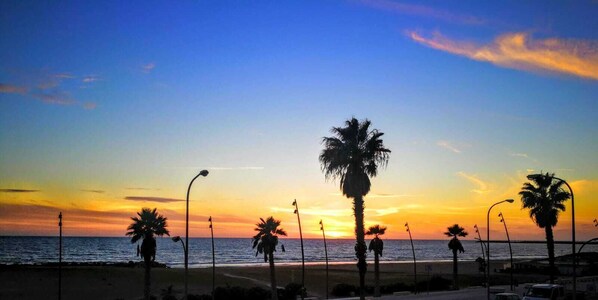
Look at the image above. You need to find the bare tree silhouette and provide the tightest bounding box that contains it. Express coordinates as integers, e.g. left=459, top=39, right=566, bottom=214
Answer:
left=126, top=208, right=170, bottom=300
left=252, top=216, right=287, bottom=300
left=319, top=117, right=390, bottom=300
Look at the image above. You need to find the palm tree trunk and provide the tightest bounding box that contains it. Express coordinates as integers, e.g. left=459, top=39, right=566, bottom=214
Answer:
left=353, top=196, right=367, bottom=300
left=144, top=257, right=151, bottom=300
left=374, top=252, right=380, bottom=297
left=269, top=252, right=278, bottom=300
left=452, top=249, right=458, bottom=290
left=545, top=226, right=556, bottom=283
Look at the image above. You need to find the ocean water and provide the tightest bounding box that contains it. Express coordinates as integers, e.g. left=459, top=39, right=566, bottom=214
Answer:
left=1, top=237, right=595, bottom=268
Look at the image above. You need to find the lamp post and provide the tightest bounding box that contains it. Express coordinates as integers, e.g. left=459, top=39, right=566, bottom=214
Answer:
left=185, top=170, right=209, bottom=299
left=498, top=212, right=514, bottom=291
left=487, top=199, right=514, bottom=300
left=474, top=224, right=486, bottom=261
left=405, top=222, right=417, bottom=294
left=292, top=199, right=305, bottom=299
left=319, top=220, right=329, bottom=299
left=209, top=216, right=215, bottom=298
left=527, top=174, right=576, bottom=300
left=58, top=212, right=62, bottom=300
left=172, top=236, right=187, bottom=257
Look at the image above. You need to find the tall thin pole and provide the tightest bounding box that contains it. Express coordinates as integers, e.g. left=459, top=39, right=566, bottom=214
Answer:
left=320, top=220, right=329, bottom=299
left=556, top=177, right=575, bottom=300
left=58, top=212, right=62, bottom=300
left=209, top=216, right=215, bottom=298
left=292, top=199, right=305, bottom=299
left=474, top=225, right=486, bottom=261
left=487, top=199, right=514, bottom=300
left=405, top=222, right=417, bottom=294
left=499, top=213, right=514, bottom=291
left=185, top=170, right=209, bottom=300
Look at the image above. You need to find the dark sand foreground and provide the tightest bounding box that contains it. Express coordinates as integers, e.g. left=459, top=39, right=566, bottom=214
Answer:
left=0, top=260, right=543, bottom=300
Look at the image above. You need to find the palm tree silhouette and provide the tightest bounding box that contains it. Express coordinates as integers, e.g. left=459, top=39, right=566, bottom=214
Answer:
left=519, top=172, right=570, bottom=283
left=126, top=208, right=170, bottom=300
left=445, top=224, right=467, bottom=290
left=319, top=117, right=390, bottom=300
left=366, top=225, right=386, bottom=297
left=252, top=216, right=287, bottom=300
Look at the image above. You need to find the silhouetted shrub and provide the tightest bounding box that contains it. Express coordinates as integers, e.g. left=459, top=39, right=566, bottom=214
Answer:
left=187, top=295, right=212, bottom=300
left=246, top=286, right=270, bottom=300
left=161, top=295, right=177, bottom=300
left=380, top=282, right=411, bottom=294
left=281, top=282, right=305, bottom=300
left=427, top=275, right=452, bottom=291
left=331, top=283, right=357, bottom=297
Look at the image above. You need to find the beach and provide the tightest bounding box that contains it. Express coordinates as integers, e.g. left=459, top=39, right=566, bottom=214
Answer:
left=0, top=260, right=544, bottom=300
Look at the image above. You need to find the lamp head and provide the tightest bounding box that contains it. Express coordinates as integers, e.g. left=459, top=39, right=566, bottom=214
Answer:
left=199, top=170, right=209, bottom=177
left=505, top=199, right=514, bottom=203
left=292, top=199, right=297, bottom=206
left=208, top=216, right=212, bottom=222
left=172, top=236, right=181, bottom=242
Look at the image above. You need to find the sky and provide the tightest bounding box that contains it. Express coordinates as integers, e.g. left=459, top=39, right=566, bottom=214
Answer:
left=1, top=1, right=597, bottom=242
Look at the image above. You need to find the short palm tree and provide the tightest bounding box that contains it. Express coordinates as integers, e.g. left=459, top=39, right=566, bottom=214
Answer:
left=519, top=172, right=570, bottom=283
left=252, top=216, right=287, bottom=300
left=126, top=208, right=170, bottom=300
left=320, top=117, right=390, bottom=300
left=445, top=224, right=467, bottom=290
left=366, top=225, right=386, bottom=297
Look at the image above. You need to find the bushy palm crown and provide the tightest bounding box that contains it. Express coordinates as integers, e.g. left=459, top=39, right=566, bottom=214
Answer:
left=319, top=118, right=391, bottom=198
left=519, top=172, right=569, bottom=228
left=126, top=208, right=170, bottom=243
left=445, top=224, right=467, bottom=253
left=366, top=225, right=387, bottom=256
left=252, top=217, right=287, bottom=262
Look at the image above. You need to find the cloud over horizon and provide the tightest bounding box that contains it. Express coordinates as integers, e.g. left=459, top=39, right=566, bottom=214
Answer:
left=407, top=31, right=598, bottom=80
left=456, top=171, right=491, bottom=194
left=124, top=196, right=184, bottom=203
left=0, top=189, right=40, bottom=193
left=358, top=0, right=485, bottom=25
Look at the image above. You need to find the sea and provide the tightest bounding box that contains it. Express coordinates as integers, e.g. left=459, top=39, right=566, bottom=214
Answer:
left=1, top=237, right=595, bottom=268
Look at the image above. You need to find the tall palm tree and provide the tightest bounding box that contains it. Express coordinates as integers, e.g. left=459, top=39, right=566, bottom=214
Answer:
left=319, top=117, right=391, bottom=300
left=366, top=225, right=387, bottom=297
left=252, top=216, right=287, bottom=300
left=519, top=172, right=570, bottom=283
left=445, top=224, right=467, bottom=290
left=126, top=208, right=170, bottom=300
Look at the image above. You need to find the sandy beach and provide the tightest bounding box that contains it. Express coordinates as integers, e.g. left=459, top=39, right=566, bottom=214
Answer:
left=0, top=260, right=547, bottom=300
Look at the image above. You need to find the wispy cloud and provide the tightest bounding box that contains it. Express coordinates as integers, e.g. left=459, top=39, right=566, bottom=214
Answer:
left=31, top=90, right=75, bottom=105
left=0, top=83, right=28, bottom=94
left=437, top=140, right=462, bottom=153
left=125, top=187, right=160, bottom=191
left=407, top=31, right=598, bottom=80
left=124, top=196, right=184, bottom=203
left=80, top=189, right=105, bottom=194
left=0, top=189, right=40, bottom=193
left=82, top=75, right=100, bottom=83
left=142, top=63, right=156, bottom=73
left=456, top=171, right=491, bottom=194
left=358, top=0, right=484, bottom=25
left=509, top=152, right=529, bottom=158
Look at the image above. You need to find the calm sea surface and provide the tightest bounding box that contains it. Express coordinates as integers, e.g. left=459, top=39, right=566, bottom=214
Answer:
left=1, top=237, right=594, bottom=268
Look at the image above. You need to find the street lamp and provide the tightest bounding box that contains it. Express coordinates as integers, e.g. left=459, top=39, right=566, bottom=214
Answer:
left=172, top=236, right=187, bottom=257
left=487, top=199, right=514, bottom=300
left=209, top=217, right=215, bottom=298
left=319, top=220, right=329, bottom=299
left=594, top=219, right=597, bottom=227
left=185, top=170, right=209, bottom=299
left=405, top=222, right=417, bottom=294
left=292, top=199, right=305, bottom=299
left=474, top=224, right=486, bottom=262
left=498, top=212, right=514, bottom=291
left=58, top=212, right=62, bottom=300
left=527, top=174, right=576, bottom=300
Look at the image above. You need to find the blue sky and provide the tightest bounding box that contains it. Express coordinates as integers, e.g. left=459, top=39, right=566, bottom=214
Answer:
left=1, top=1, right=597, bottom=239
